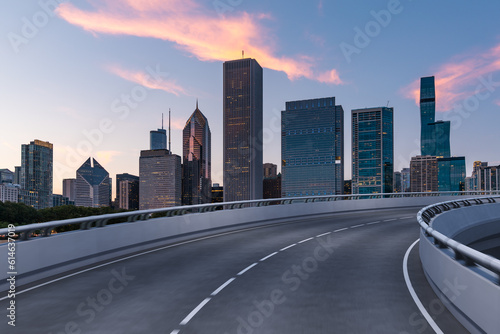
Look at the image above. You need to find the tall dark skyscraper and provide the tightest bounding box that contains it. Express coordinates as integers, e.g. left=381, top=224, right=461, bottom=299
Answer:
left=223, top=58, right=263, bottom=202
left=420, top=76, right=450, bottom=158
left=75, top=158, right=111, bottom=207
left=352, top=107, right=394, bottom=194
left=281, top=98, right=344, bottom=197
left=21, top=140, right=53, bottom=209
left=182, top=101, right=211, bottom=205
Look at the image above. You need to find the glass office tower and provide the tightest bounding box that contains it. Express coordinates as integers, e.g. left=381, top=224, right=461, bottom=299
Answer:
left=150, top=128, right=167, bottom=150
left=182, top=102, right=212, bottom=205
left=21, top=140, right=53, bottom=209
left=437, top=157, right=466, bottom=191
left=75, top=158, right=111, bottom=207
left=420, top=76, right=451, bottom=157
left=281, top=97, right=344, bottom=197
left=352, top=107, right=394, bottom=194
left=223, top=58, right=263, bottom=202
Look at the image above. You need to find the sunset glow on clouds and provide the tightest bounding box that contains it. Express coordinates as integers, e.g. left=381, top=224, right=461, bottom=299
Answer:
left=107, top=65, right=187, bottom=96
left=403, top=43, right=500, bottom=111
left=56, top=0, right=342, bottom=84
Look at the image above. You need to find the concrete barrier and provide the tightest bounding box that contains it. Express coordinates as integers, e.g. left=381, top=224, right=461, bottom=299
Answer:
left=420, top=202, right=500, bottom=334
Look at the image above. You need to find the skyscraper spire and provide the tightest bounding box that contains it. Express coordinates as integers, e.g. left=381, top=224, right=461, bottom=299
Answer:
left=169, top=108, right=171, bottom=155
left=196, top=98, right=199, bottom=110
left=162, top=113, right=164, bottom=130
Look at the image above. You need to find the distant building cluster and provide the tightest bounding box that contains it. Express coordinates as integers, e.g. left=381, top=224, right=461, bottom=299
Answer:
left=2, top=63, right=496, bottom=211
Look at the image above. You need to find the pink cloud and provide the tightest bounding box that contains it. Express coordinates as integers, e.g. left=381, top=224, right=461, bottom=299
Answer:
left=402, top=43, right=500, bottom=111
left=107, top=65, right=187, bottom=96
left=56, top=0, right=342, bottom=84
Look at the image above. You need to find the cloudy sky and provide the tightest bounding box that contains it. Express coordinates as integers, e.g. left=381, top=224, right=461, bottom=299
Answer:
left=1, top=0, right=500, bottom=195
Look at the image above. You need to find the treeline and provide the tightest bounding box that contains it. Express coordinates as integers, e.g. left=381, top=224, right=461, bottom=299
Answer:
left=0, top=201, right=128, bottom=229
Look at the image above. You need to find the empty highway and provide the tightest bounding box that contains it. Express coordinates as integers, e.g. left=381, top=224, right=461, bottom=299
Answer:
left=1, top=207, right=468, bottom=333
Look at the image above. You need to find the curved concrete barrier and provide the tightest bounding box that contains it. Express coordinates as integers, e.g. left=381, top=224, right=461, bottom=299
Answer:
left=419, top=199, right=500, bottom=334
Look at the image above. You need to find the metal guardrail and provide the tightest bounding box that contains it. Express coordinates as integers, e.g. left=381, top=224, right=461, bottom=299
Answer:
left=417, top=195, right=500, bottom=284
left=1, top=191, right=499, bottom=242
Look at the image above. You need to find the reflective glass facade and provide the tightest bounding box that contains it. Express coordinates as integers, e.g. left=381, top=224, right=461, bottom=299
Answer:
left=223, top=58, right=263, bottom=202
left=281, top=97, right=344, bottom=197
left=437, top=157, right=466, bottom=191
left=75, top=158, right=111, bottom=208
left=352, top=107, right=393, bottom=194
left=21, top=140, right=53, bottom=209
left=182, top=104, right=211, bottom=205
left=116, top=173, right=139, bottom=210
left=420, top=76, right=451, bottom=157
left=150, top=128, right=167, bottom=150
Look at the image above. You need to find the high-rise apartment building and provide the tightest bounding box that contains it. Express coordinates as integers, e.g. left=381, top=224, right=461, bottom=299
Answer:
left=410, top=156, right=438, bottom=192
left=62, top=178, right=76, bottom=202
left=139, top=149, right=181, bottom=209
left=75, top=158, right=111, bottom=208
left=116, top=173, right=139, bottom=210
left=223, top=58, right=263, bottom=202
left=470, top=161, right=500, bottom=191
left=282, top=97, right=344, bottom=197
left=182, top=102, right=211, bottom=205
left=393, top=171, right=402, bottom=193
left=352, top=107, right=393, bottom=194
left=21, top=139, right=53, bottom=209
left=0, top=183, right=20, bottom=203
left=0, top=169, right=14, bottom=184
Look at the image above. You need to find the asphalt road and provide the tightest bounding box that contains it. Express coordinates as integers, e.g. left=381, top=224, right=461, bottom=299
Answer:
left=0, top=207, right=469, bottom=334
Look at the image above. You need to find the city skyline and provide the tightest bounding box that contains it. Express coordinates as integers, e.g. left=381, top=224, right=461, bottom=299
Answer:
left=2, top=1, right=500, bottom=195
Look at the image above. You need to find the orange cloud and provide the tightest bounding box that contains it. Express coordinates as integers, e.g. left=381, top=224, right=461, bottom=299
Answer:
left=56, top=0, right=342, bottom=84
left=402, top=43, right=500, bottom=111
left=107, top=65, right=187, bottom=96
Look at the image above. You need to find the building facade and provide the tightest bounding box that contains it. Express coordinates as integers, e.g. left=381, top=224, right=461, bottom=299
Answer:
left=75, top=158, right=111, bottom=208
left=0, top=169, right=14, bottom=184
left=263, top=163, right=278, bottom=179
left=62, top=178, right=76, bottom=202
left=0, top=183, right=20, bottom=203
left=352, top=107, right=393, bottom=194
left=21, top=140, right=53, bottom=209
left=437, top=157, right=466, bottom=191
left=393, top=171, right=402, bottom=193
left=410, top=156, right=438, bottom=192
left=182, top=102, right=211, bottom=205
left=139, top=149, right=181, bottom=209
left=211, top=184, right=223, bottom=203
left=401, top=168, right=411, bottom=193
left=282, top=98, right=344, bottom=197
left=470, top=161, right=500, bottom=191
left=52, top=194, right=74, bottom=207
left=116, top=173, right=139, bottom=210
left=223, top=58, right=263, bottom=202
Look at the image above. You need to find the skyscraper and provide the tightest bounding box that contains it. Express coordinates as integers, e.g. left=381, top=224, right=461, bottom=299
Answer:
left=401, top=168, right=411, bottom=193
left=437, top=157, right=466, bottom=191
left=223, top=58, right=263, bottom=202
left=281, top=97, right=344, bottom=197
left=75, top=158, right=111, bottom=208
left=150, top=114, right=167, bottom=150
left=182, top=101, right=211, bottom=205
left=352, top=107, right=393, bottom=194
left=470, top=161, right=499, bottom=191
left=263, top=163, right=278, bottom=179
left=62, top=178, right=76, bottom=202
left=420, top=76, right=451, bottom=158
left=410, top=156, right=438, bottom=192
left=116, top=173, right=139, bottom=210
left=21, top=140, right=53, bottom=209
left=139, top=150, right=181, bottom=209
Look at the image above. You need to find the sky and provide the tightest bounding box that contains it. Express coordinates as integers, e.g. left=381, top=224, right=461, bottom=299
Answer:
left=1, top=0, right=500, bottom=196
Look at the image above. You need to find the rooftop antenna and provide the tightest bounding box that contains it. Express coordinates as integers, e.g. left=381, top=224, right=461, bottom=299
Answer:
left=242, top=50, right=244, bottom=58
left=168, top=108, right=171, bottom=154
left=386, top=100, right=390, bottom=107
left=161, top=113, right=164, bottom=130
